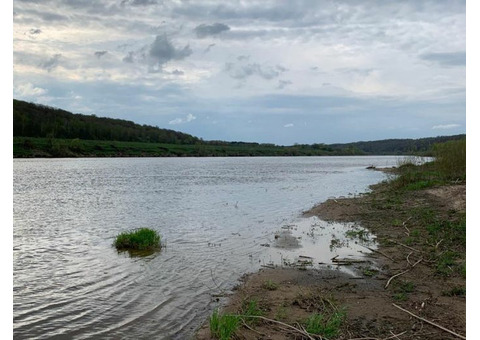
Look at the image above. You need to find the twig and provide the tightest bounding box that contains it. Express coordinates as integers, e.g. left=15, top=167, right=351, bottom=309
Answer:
left=392, top=303, right=466, bottom=339
left=388, top=239, right=422, bottom=253
left=236, top=315, right=317, bottom=340
left=406, top=252, right=413, bottom=266
left=388, top=330, right=407, bottom=339
left=362, top=245, right=396, bottom=262
left=385, top=257, right=423, bottom=289
left=385, top=269, right=410, bottom=289
left=241, top=320, right=264, bottom=336
left=402, top=217, right=412, bottom=236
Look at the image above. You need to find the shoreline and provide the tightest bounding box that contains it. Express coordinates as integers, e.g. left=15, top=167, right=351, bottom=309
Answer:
left=195, top=174, right=466, bottom=339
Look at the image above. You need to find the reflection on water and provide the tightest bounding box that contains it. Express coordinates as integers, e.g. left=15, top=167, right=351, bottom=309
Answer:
left=13, top=156, right=405, bottom=339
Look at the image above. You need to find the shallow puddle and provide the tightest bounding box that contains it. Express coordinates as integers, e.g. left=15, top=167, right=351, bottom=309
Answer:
left=258, top=216, right=379, bottom=276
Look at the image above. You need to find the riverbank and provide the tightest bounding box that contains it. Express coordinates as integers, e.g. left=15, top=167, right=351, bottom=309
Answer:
left=196, top=163, right=466, bottom=339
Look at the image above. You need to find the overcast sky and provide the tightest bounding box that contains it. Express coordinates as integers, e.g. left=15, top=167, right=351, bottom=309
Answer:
left=12, top=0, right=466, bottom=145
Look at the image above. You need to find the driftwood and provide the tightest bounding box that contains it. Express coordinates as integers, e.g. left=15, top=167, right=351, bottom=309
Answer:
left=392, top=303, right=466, bottom=339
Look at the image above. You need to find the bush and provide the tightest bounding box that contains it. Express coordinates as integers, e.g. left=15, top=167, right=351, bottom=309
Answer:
left=114, top=228, right=161, bottom=251
left=433, top=138, right=466, bottom=180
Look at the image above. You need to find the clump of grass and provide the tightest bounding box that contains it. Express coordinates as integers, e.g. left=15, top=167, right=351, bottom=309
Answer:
left=262, top=279, right=279, bottom=291
left=114, top=228, right=161, bottom=251
left=241, top=299, right=264, bottom=325
left=209, top=309, right=239, bottom=340
left=304, top=310, right=345, bottom=338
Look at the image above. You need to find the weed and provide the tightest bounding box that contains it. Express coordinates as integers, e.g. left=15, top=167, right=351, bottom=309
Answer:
left=345, top=228, right=370, bottom=242
left=274, top=306, right=288, bottom=320
left=262, top=279, right=279, bottom=291
left=393, top=293, right=408, bottom=301
left=362, top=267, right=378, bottom=277
left=209, top=309, right=239, bottom=340
left=304, top=310, right=345, bottom=338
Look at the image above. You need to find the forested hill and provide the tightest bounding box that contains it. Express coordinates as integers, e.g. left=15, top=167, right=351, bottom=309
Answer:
left=13, top=99, right=200, bottom=144
left=13, top=99, right=465, bottom=158
left=327, top=135, right=466, bottom=155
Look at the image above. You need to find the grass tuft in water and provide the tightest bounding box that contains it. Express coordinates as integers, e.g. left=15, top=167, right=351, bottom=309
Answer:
left=114, top=228, right=161, bottom=251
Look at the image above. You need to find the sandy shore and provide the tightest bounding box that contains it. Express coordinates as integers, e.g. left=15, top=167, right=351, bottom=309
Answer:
left=196, top=178, right=466, bottom=339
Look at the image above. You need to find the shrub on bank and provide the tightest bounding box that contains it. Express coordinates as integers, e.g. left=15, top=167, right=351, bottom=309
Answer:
left=390, top=138, right=466, bottom=191
left=433, top=138, right=466, bottom=180
left=114, top=228, right=161, bottom=251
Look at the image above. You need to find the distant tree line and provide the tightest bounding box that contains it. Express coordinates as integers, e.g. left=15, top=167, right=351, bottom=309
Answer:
left=328, top=135, right=466, bottom=155
left=13, top=99, right=200, bottom=144
left=13, top=99, right=465, bottom=157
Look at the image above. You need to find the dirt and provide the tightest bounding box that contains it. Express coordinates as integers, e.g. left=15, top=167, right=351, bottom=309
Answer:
left=196, top=182, right=466, bottom=339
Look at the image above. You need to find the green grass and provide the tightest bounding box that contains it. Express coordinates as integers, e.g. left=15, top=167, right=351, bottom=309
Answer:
left=304, top=310, right=346, bottom=338
left=262, top=279, right=279, bottom=291
left=114, top=228, right=161, bottom=251
left=388, top=138, right=466, bottom=192
left=209, top=309, right=240, bottom=340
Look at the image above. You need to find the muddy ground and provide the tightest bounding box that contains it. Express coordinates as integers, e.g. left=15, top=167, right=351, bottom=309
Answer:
left=196, top=180, right=466, bottom=340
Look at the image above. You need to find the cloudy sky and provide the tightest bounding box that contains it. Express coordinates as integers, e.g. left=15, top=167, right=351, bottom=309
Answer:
left=12, top=0, right=466, bottom=145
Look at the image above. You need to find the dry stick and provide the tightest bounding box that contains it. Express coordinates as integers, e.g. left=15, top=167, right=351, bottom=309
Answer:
left=388, top=239, right=422, bottom=253
left=363, top=245, right=396, bottom=262
left=237, top=315, right=317, bottom=340
left=241, top=320, right=264, bottom=336
left=385, top=258, right=423, bottom=289
left=402, top=217, right=412, bottom=236
left=406, top=251, right=413, bottom=266
left=384, top=269, right=410, bottom=289
left=392, top=303, right=466, bottom=340
left=388, top=330, right=408, bottom=339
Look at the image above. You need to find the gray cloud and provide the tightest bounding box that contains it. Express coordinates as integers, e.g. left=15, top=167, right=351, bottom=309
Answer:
left=40, top=54, right=62, bottom=72
left=194, top=23, right=230, bottom=38
left=277, top=80, right=292, bottom=89
left=121, top=0, right=158, bottom=6
left=94, top=51, right=108, bottom=58
left=225, top=62, right=285, bottom=80
left=203, top=43, right=216, bottom=53
left=148, top=35, right=192, bottom=68
left=420, top=51, right=466, bottom=67
left=121, top=35, right=193, bottom=71
left=122, top=51, right=135, bottom=63
left=29, top=28, right=42, bottom=35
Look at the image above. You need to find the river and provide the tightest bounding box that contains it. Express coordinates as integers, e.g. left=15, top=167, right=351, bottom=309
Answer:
left=13, top=156, right=405, bottom=339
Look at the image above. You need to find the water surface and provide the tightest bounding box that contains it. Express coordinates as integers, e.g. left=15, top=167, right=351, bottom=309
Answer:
left=14, top=156, right=403, bottom=339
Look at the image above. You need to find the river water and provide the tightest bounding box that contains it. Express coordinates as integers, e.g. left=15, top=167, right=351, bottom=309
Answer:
left=13, top=156, right=404, bottom=339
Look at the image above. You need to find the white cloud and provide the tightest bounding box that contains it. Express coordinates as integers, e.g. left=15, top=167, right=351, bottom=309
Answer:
left=169, top=113, right=196, bottom=125
left=432, top=124, right=461, bottom=130
left=284, top=123, right=294, bottom=128
left=14, top=82, right=47, bottom=97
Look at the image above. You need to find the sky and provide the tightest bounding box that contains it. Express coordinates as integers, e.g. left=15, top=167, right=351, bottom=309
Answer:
left=12, top=0, right=466, bottom=145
